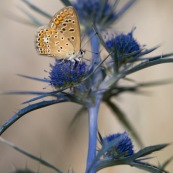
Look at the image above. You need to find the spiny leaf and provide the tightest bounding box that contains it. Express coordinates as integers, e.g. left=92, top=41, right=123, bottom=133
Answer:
left=126, top=46, right=159, bottom=62
left=17, top=6, right=43, bottom=26
left=22, top=0, right=52, bottom=18
left=68, top=106, right=87, bottom=129
left=17, top=74, right=49, bottom=83
left=60, top=0, right=72, bottom=6
left=0, top=99, right=65, bottom=135
left=147, top=52, right=173, bottom=61
left=126, top=58, right=173, bottom=75
left=105, top=99, right=143, bottom=147
left=0, top=137, right=63, bottom=173
left=107, top=0, right=137, bottom=26
left=158, top=156, right=173, bottom=173
left=130, top=161, right=168, bottom=173
left=1, top=91, right=50, bottom=96
left=92, top=24, right=110, bottom=54
left=130, top=144, right=169, bottom=160
left=22, top=90, right=64, bottom=104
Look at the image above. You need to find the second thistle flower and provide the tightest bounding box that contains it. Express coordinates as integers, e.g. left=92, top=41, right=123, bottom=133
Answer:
left=106, top=30, right=141, bottom=62
left=49, top=60, right=88, bottom=89
left=101, top=132, right=134, bottom=159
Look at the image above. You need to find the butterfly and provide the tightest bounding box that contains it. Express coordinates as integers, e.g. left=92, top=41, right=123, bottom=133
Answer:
left=36, top=6, right=85, bottom=62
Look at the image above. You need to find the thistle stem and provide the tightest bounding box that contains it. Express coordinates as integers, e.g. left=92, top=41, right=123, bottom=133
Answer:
left=85, top=31, right=102, bottom=173
left=90, top=31, right=101, bottom=66
left=86, top=95, right=102, bottom=173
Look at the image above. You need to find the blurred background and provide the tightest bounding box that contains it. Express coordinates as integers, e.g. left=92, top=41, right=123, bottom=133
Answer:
left=0, top=0, right=173, bottom=173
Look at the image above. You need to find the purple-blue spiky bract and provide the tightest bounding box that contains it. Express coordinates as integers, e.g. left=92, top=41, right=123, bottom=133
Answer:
left=102, top=132, right=134, bottom=159
left=72, top=0, right=115, bottom=29
left=106, top=30, right=140, bottom=59
left=49, top=59, right=87, bottom=88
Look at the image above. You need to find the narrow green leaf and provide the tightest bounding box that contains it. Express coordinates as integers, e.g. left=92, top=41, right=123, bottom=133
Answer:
left=60, top=0, right=72, bottom=6
left=131, top=161, right=168, bottom=173
left=92, top=24, right=110, bottom=54
left=68, top=106, right=87, bottom=129
left=147, top=52, right=173, bottom=61
left=17, top=74, right=49, bottom=83
left=22, top=91, right=64, bottom=104
left=0, top=99, right=66, bottom=135
left=158, top=156, right=173, bottom=173
left=10, top=169, right=35, bottom=173
left=107, top=78, right=173, bottom=97
left=126, top=58, right=173, bottom=75
left=126, top=46, right=159, bottom=62
left=97, top=0, right=108, bottom=22
left=5, top=12, right=38, bottom=27
left=107, top=0, right=137, bottom=26
left=22, top=0, right=52, bottom=18
left=95, top=156, right=168, bottom=173
left=105, top=99, right=143, bottom=147
left=130, top=144, right=169, bottom=160
left=0, top=137, right=64, bottom=173
left=17, top=6, right=43, bottom=26
left=0, top=91, right=48, bottom=95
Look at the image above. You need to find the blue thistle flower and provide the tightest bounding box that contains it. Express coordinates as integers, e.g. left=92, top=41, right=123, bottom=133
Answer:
left=106, top=29, right=141, bottom=61
left=72, top=0, right=137, bottom=32
left=102, top=132, right=134, bottom=159
left=49, top=59, right=88, bottom=88
left=73, top=0, right=117, bottom=32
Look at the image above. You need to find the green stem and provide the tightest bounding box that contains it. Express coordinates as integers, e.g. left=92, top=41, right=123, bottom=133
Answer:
left=86, top=95, right=102, bottom=173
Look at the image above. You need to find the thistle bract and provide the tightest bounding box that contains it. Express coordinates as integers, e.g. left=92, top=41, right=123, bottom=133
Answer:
left=102, top=132, right=134, bottom=159
left=73, top=0, right=115, bottom=31
left=106, top=30, right=141, bottom=60
left=49, top=59, right=87, bottom=88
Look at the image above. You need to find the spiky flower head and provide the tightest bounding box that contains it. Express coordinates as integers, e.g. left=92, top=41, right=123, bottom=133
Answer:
left=102, top=132, right=134, bottom=159
left=106, top=29, right=141, bottom=61
left=49, top=59, right=88, bottom=89
left=72, top=0, right=117, bottom=32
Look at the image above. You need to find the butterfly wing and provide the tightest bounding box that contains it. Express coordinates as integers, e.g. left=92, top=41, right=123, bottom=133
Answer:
left=48, top=6, right=81, bottom=53
left=36, top=26, right=74, bottom=58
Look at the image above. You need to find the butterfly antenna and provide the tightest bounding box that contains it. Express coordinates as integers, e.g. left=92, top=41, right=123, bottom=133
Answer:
left=81, top=32, right=97, bottom=49
left=85, top=49, right=99, bottom=55
left=81, top=33, right=87, bottom=43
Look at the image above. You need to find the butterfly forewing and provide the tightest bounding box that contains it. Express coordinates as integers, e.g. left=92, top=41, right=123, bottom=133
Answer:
left=36, top=26, right=74, bottom=58
left=36, top=6, right=81, bottom=59
left=48, top=6, right=81, bottom=53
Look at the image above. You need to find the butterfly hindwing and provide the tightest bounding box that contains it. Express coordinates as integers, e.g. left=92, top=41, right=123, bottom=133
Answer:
left=48, top=6, right=81, bottom=53
left=36, top=26, right=74, bottom=58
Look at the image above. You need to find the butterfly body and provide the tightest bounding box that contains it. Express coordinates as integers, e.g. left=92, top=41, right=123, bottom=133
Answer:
left=36, top=6, right=84, bottom=61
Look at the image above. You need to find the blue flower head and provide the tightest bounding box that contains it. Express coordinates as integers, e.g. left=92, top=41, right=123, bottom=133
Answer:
left=102, top=132, right=134, bottom=159
left=49, top=59, right=88, bottom=88
left=72, top=0, right=116, bottom=31
left=106, top=29, right=141, bottom=61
